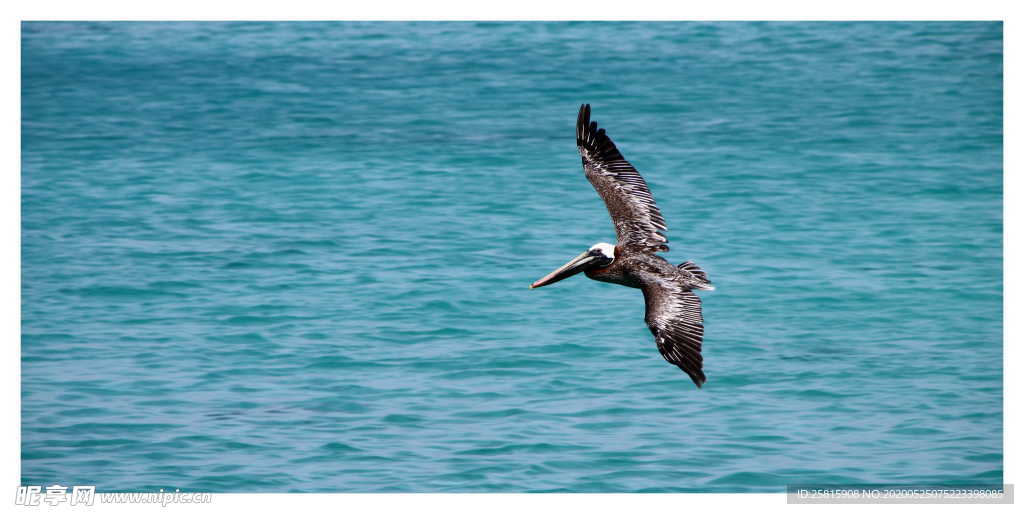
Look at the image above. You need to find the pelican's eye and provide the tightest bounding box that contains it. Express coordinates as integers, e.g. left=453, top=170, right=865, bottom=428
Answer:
left=589, top=249, right=604, bottom=256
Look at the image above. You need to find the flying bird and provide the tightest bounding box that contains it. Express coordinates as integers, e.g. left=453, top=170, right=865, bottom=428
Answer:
left=530, top=104, right=714, bottom=387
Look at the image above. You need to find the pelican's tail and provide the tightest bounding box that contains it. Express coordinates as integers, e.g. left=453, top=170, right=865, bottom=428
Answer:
left=678, top=261, right=714, bottom=290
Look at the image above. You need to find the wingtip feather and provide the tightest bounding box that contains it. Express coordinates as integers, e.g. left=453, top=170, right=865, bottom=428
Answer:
left=686, top=368, right=707, bottom=388
left=577, top=106, right=624, bottom=162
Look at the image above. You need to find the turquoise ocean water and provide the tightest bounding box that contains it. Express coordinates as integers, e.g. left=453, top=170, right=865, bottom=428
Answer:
left=22, top=22, right=1002, bottom=492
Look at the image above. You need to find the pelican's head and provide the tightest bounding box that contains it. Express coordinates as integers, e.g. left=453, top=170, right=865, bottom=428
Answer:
left=530, top=242, right=615, bottom=289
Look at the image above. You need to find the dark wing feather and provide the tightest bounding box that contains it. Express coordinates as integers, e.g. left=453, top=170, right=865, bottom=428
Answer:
left=577, top=104, right=669, bottom=253
left=641, top=280, right=706, bottom=387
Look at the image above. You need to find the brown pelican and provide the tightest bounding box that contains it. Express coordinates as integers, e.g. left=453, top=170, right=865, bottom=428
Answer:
left=530, top=104, right=714, bottom=388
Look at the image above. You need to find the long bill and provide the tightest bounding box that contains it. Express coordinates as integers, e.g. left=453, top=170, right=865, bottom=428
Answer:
left=529, top=251, right=596, bottom=289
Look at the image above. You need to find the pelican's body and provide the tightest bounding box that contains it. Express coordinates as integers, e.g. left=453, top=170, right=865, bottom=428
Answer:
left=585, top=248, right=707, bottom=290
left=530, top=105, right=714, bottom=387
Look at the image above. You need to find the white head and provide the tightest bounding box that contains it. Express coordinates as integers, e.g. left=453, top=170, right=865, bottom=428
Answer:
left=589, top=242, right=616, bottom=259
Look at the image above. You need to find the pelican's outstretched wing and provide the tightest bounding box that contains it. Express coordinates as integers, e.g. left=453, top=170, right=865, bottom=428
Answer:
left=641, top=279, right=706, bottom=387
left=577, top=104, right=669, bottom=253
